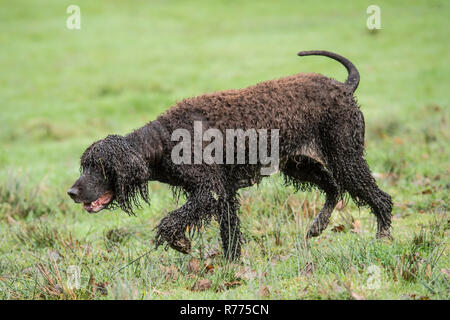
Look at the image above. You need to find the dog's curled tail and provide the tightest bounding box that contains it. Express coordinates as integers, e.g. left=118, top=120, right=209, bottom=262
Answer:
left=297, top=50, right=360, bottom=93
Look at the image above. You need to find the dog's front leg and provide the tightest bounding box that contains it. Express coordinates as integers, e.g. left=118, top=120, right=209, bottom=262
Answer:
left=154, top=186, right=220, bottom=254
left=154, top=203, right=193, bottom=254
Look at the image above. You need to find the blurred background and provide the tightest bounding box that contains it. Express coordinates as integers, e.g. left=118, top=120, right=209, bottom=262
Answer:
left=0, top=0, right=448, bottom=299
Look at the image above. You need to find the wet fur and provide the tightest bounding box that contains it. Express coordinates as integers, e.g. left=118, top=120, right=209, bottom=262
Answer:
left=76, top=52, right=393, bottom=260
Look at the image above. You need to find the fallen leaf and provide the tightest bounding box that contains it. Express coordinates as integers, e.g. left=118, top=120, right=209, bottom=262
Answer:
left=224, top=280, right=242, bottom=289
left=259, top=285, right=270, bottom=298
left=235, top=266, right=257, bottom=280
left=191, top=278, right=212, bottom=292
left=95, top=282, right=108, bottom=296
left=186, top=258, right=201, bottom=274
left=204, top=263, right=214, bottom=274
left=160, top=264, right=179, bottom=281
left=88, top=274, right=108, bottom=296
left=401, top=293, right=429, bottom=300
left=204, top=249, right=221, bottom=259
left=331, top=225, right=346, bottom=233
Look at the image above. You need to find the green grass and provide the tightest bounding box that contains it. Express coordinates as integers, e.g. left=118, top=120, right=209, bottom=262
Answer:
left=0, top=0, right=448, bottom=299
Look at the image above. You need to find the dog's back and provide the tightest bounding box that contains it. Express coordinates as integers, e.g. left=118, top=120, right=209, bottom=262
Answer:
left=160, top=72, right=357, bottom=133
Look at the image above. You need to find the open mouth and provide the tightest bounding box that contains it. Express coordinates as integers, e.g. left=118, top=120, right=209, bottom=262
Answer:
left=83, top=191, right=114, bottom=213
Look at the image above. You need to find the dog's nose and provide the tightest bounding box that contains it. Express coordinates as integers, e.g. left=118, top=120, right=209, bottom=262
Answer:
left=67, top=187, right=79, bottom=199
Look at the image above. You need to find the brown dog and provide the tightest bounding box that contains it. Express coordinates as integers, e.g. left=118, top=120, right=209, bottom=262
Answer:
left=68, top=51, right=392, bottom=259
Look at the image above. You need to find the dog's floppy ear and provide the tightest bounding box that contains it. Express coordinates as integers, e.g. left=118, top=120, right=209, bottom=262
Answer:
left=82, top=135, right=150, bottom=215
left=138, top=121, right=164, bottom=173
left=107, top=136, right=150, bottom=215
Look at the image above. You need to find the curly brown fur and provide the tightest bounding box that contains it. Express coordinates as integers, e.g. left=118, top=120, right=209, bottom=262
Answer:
left=68, top=50, right=393, bottom=260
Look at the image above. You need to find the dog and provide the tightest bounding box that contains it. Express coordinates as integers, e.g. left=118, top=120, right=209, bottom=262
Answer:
left=68, top=50, right=393, bottom=259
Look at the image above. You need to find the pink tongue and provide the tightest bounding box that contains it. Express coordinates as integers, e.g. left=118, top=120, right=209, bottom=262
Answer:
left=85, top=192, right=113, bottom=211
left=97, top=192, right=113, bottom=204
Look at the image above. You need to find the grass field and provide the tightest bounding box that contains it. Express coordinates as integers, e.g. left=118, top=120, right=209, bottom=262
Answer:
left=0, top=0, right=448, bottom=299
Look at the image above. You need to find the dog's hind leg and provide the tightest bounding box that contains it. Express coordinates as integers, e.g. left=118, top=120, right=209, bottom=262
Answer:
left=282, top=156, right=340, bottom=238
left=216, top=194, right=242, bottom=260
left=343, top=157, right=393, bottom=239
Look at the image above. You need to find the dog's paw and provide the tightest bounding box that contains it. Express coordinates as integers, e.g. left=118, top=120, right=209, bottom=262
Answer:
left=169, top=235, right=191, bottom=254
left=376, top=228, right=393, bottom=241
left=306, top=228, right=320, bottom=239
left=306, top=220, right=325, bottom=239
left=155, top=217, right=192, bottom=254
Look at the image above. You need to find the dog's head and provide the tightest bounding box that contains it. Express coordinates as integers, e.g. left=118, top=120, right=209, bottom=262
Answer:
left=68, top=135, right=150, bottom=214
